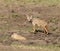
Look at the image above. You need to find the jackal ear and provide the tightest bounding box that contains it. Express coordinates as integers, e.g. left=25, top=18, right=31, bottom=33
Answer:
left=30, top=15, right=32, bottom=19
left=26, top=15, right=29, bottom=20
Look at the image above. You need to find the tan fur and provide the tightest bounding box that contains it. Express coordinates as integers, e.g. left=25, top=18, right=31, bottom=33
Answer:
left=26, top=15, right=48, bottom=34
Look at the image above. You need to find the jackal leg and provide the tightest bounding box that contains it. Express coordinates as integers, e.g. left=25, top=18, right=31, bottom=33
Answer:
left=33, top=25, right=35, bottom=32
left=44, top=26, right=48, bottom=34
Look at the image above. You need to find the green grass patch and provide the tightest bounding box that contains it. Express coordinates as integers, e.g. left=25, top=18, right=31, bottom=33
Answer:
left=20, top=26, right=33, bottom=32
left=1, top=0, right=60, bottom=6
left=11, top=43, right=60, bottom=50
left=50, top=25, right=58, bottom=31
left=0, top=34, right=10, bottom=42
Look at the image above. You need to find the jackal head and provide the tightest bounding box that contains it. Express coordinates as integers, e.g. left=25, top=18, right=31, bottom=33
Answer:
left=26, top=15, right=33, bottom=23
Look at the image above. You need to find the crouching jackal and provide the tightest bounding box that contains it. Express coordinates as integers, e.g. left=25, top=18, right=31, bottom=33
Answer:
left=26, top=15, right=48, bottom=34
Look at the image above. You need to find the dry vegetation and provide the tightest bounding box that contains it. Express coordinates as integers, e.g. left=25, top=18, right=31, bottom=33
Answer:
left=0, top=0, right=60, bottom=51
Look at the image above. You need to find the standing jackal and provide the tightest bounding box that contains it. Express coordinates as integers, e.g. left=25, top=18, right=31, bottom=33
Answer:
left=26, top=15, right=48, bottom=34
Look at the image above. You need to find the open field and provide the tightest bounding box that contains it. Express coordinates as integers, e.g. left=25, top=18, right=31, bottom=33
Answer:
left=0, top=43, right=60, bottom=51
left=0, top=0, right=60, bottom=51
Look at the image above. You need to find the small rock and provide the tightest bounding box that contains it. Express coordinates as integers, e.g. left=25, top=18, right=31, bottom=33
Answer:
left=11, top=33, right=26, bottom=41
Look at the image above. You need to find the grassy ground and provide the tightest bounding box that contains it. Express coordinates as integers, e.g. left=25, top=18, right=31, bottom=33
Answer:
left=11, top=43, right=60, bottom=50
left=0, top=0, right=60, bottom=51
left=0, top=0, right=60, bottom=6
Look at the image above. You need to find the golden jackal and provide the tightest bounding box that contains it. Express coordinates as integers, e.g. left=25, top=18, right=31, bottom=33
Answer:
left=26, top=15, right=48, bottom=34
